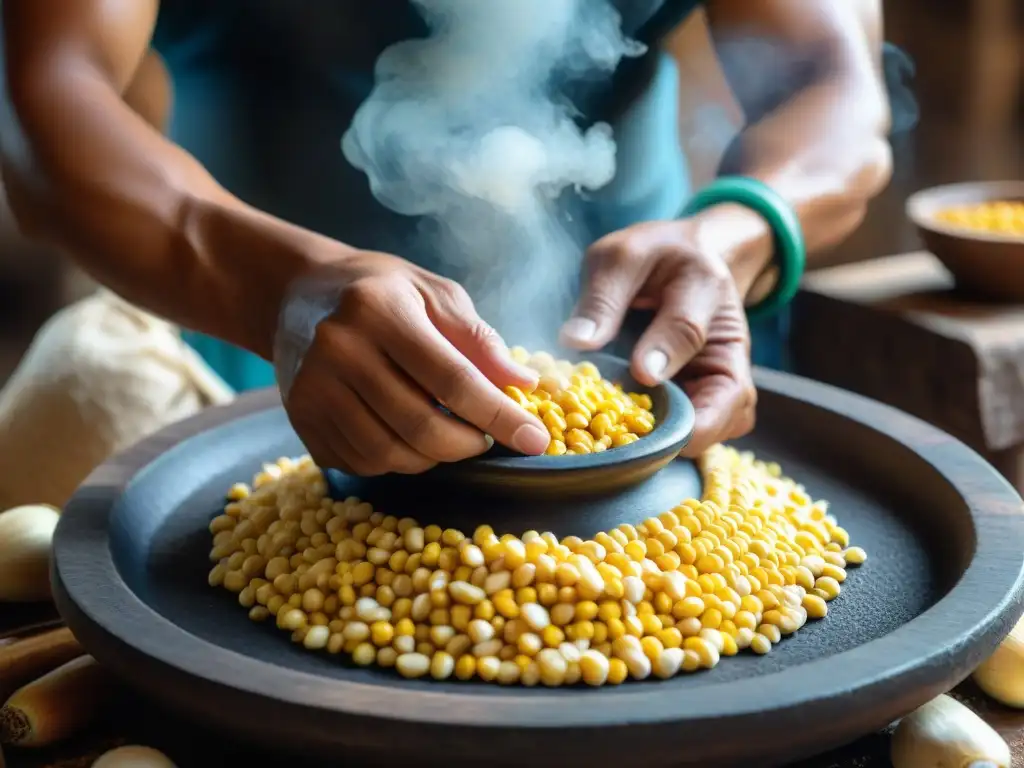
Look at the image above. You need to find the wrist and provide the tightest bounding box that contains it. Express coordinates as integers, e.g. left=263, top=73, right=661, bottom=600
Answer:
left=687, top=204, right=776, bottom=302
left=185, top=195, right=352, bottom=359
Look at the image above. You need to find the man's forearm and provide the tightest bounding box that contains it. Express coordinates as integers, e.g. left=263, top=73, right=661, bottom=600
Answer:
left=675, top=0, right=894, bottom=303
left=2, top=65, right=340, bottom=358
left=686, top=72, right=892, bottom=303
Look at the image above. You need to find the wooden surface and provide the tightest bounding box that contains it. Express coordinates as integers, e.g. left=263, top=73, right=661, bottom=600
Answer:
left=1, top=643, right=1024, bottom=768
left=793, top=251, right=1024, bottom=462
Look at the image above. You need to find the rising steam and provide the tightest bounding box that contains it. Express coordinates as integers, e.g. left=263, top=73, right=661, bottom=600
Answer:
left=342, top=0, right=644, bottom=348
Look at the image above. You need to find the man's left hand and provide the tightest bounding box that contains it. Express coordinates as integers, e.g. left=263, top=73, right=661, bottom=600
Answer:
left=560, top=219, right=757, bottom=457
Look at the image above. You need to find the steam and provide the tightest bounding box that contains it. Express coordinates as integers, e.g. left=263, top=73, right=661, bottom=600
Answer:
left=339, top=0, right=921, bottom=355
left=342, top=0, right=644, bottom=348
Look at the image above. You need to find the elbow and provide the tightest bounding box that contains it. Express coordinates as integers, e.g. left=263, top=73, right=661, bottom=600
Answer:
left=862, top=86, right=896, bottom=198
left=832, top=110, right=894, bottom=227
left=806, top=133, right=893, bottom=255
left=853, top=131, right=894, bottom=205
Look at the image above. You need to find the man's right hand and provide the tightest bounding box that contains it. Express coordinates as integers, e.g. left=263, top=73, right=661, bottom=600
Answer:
left=280, top=251, right=551, bottom=476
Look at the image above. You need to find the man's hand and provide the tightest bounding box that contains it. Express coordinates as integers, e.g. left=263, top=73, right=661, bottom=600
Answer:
left=560, top=220, right=756, bottom=456
left=283, top=251, right=550, bottom=476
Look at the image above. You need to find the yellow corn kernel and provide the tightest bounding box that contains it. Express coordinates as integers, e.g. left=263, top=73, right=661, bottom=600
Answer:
left=750, top=633, right=772, bottom=655
left=544, top=440, right=568, bottom=456
left=213, top=437, right=865, bottom=687
left=493, top=590, right=520, bottom=618
left=841, top=546, right=867, bottom=566
left=815, top=576, right=842, bottom=600
left=802, top=594, right=828, bottom=619
left=935, top=201, right=1024, bottom=237
left=455, top=654, right=477, bottom=680
left=541, top=625, right=565, bottom=648
left=680, top=636, right=719, bottom=669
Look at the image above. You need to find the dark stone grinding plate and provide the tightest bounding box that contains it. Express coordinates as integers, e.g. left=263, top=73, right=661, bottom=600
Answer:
left=52, top=368, right=1024, bottom=768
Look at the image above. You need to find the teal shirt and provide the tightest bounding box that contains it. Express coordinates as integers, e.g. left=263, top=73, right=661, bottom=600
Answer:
left=153, top=0, right=785, bottom=392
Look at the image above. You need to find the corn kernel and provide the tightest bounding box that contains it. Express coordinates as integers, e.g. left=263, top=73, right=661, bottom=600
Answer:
left=843, top=546, right=868, bottom=566
left=213, top=417, right=865, bottom=687
left=935, top=200, right=1024, bottom=237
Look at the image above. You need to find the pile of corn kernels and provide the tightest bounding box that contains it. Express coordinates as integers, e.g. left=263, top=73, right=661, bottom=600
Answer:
left=208, top=445, right=866, bottom=686
left=935, top=200, right=1024, bottom=237
left=503, top=348, right=656, bottom=456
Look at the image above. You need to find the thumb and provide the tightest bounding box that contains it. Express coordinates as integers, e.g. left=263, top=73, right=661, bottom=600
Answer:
left=561, top=242, right=652, bottom=350
left=631, top=275, right=721, bottom=385
left=427, top=281, right=538, bottom=389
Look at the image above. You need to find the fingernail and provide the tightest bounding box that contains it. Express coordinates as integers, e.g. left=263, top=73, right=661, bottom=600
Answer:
left=562, top=317, right=597, bottom=343
left=512, top=424, right=550, bottom=455
left=644, top=349, right=669, bottom=381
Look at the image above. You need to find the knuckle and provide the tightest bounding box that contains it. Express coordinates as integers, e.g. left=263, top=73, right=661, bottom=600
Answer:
left=436, top=278, right=473, bottom=310
left=580, top=284, right=625, bottom=320
left=342, top=277, right=407, bottom=325
left=588, top=233, right=639, bottom=272
left=342, top=277, right=383, bottom=309
left=384, top=445, right=430, bottom=475
left=481, top=394, right=517, bottom=437
left=342, top=357, right=377, bottom=398
left=699, top=255, right=731, bottom=286
left=585, top=232, right=620, bottom=260
left=405, top=410, right=464, bottom=461
left=310, top=318, right=343, bottom=354
left=605, top=240, right=645, bottom=271
left=436, top=361, right=479, bottom=407
left=663, top=243, right=729, bottom=286
left=670, top=314, right=708, bottom=353
left=466, top=319, right=499, bottom=348
left=405, top=409, right=446, bottom=451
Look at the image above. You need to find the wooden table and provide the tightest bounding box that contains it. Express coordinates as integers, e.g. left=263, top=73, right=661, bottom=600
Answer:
left=3, top=616, right=1024, bottom=768
left=793, top=251, right=1024, bottom=494
left=2, top=682, right=1023, bottom=767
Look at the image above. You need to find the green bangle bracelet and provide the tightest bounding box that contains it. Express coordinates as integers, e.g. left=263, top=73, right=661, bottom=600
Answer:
left=681, top=176, right=806, bottom=322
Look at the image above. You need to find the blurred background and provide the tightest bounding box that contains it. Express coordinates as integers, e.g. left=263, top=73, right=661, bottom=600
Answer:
left=0, top=0, right=1021, bottom=381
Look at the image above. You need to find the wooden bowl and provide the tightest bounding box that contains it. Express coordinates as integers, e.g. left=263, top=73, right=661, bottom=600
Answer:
left=906, top=181, right=1024, bottom=302
left=52, top=369, right=1024, bottom=768
left=407, top=352, right=695, bottom=499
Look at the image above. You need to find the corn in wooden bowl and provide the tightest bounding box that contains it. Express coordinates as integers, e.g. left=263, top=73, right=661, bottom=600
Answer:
left=907, top=181, right=1024, bottom=302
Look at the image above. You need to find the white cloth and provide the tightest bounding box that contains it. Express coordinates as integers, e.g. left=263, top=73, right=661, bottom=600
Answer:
left=0, top=290, right=235, bottom=509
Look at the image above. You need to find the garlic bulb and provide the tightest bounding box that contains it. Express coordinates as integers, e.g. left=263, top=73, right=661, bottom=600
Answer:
left=0, top=505, right=60, bottom=602
left=891, top=694, right=1010, bottom=768
left=91, top=746, right=177, bottom=768
left=973, top=614, right=1024, bottom=707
